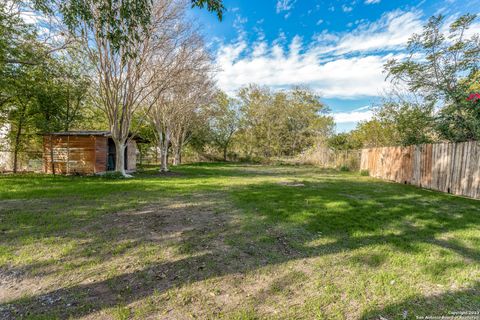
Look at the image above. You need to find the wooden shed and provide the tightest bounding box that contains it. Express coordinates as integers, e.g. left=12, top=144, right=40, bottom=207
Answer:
left=42, top=131, right=140, bottom=175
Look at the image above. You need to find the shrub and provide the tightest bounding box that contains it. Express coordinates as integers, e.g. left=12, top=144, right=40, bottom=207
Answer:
left=360, top=170, right=369, bottom=176
left=101, top=171, right=127, bottom=179
left=339, top=165, right=350, bottom=172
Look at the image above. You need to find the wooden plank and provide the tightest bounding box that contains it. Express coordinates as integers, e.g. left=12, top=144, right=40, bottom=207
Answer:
left=461, top=141, right=471, bottom=197
left=442, top=143, right=450, bottom=193
left=451, top=142, right=463, bottom=195
left=474, top=142, right=480, bottom=199
left=426, top=144, right=433, bottom=188
left=412, top=145, right=421, bottom=186
left=95, top=136, right=108, bottom=173
left=445, top=142, right=452, bottom=193
left=431, top=143, right=439, bottom=191
left=471, top=142, right=480, bottom=198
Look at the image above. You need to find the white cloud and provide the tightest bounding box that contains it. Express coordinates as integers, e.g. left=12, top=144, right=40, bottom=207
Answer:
left=232, top=14, right=248, bottom=38
left=365, top=0, right=381, bottom=4
left=276, top=0, right=296, bottom=13
left=214, top=9, right=423, bottom=99
left=333, top=107, right=373, bottom=123
left=319, top=10, right=424, bottom=55
left=342, top=5, right=353, bottom=12
left=215, top=37, right=400, bottom=98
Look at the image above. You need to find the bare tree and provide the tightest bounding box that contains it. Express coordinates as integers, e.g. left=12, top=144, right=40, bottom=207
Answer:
left=170, top=75, right=213, bottom=166
left=149, top=91, right=175, bottom=172
left=148, top=29, right=214, bottom=172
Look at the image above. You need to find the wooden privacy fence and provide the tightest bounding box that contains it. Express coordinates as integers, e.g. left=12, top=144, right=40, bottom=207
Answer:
left=360, top=141, right=480, bottom=199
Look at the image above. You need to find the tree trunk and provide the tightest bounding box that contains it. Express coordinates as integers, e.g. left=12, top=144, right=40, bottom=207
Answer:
left=160, top=145, right=169, bottom=172
left=223, top=146, right=227, bottom=161
left=12, top=108, right=25, bottom=174
left=13, top=128, right=21, bottom=173
left=160, top=128, right=170, bottom=172
left=173, top=146, right=181, bottom=166
left=65, top=87, right=70, bottom=131
left=114, top=139, right=127, bottom=176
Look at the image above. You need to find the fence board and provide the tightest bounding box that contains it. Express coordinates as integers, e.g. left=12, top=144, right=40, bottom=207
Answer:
left=360, top=141, right=480, bottom=200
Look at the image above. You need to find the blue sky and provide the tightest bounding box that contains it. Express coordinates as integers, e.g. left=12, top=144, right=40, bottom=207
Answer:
left=190, top=0, right=480, bottom=132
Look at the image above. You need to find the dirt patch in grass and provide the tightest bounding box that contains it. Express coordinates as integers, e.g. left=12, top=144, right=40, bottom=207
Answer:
left=137, top=171, right=184, bottom=178
left=278, top=181, right=305, bottom=187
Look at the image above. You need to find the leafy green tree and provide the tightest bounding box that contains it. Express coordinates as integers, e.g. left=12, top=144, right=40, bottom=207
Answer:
left=327, top=132, right=362, bottom=150
left=236, top=85, right=273, bottom=158
left=350, top=119, right=397, bottom=148
left=284, top=87, right=334, bottom=155
left=347, top=100, right=434, bottom=149
left=0, top=7, right=49, bottom=172
left=0, top=3, right=40, bottom=109
left=208, top=91, right=240, bottom=161
left=5, top=68, right=38, bottom=173
left=2, top=27, right=91, bottom=173
left=385, top=14, right=480, bottom=141
left=235, top=85, right=334, bottom=158
left=191, top=0, right=225, bottom=20
left=34, top=57, right=91, bottom=132
left=32, top=0, right=223, bottom=54
left=375, top=101, right=435, bottom=146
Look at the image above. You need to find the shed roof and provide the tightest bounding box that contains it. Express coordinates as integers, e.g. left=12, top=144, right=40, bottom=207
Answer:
left=42, top=131, right=148, bottom=142
left=44, top=131, right=111, bottom=136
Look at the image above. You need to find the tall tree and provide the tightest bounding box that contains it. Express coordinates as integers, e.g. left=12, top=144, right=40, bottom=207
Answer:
left=0, top=2, right=39, bottom=109
left=375, top=101, right=435, bottom=146
left=350, top=119, right=397, bottom=148
left=169, top=76, right=213, bottom=166
left=148, top=26, right=213, bottom=172
left=385, top=14, right=480, bottom=142
left=236, top=85, right=334, bottom=158
left=208, top=91, right=239, bottom=161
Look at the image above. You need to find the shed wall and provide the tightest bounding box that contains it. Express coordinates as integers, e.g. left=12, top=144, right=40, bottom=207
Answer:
left=44, top=135, right=100, bottom=174
left=95, top=137, right=108, bottom=173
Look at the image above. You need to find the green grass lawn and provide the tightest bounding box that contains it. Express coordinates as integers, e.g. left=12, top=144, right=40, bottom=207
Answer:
left=0, top=163, right=479, bottom=319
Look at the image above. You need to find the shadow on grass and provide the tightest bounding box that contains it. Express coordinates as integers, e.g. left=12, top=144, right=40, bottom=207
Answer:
left=361, top=282, right=480, bottom=319
left=1, top=166, right=479, bottom=318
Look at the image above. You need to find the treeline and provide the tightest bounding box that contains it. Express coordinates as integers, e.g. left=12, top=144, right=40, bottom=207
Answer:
left=329, top=14, right=480, bottom=151
left=182, top=85, right=334, bottom=163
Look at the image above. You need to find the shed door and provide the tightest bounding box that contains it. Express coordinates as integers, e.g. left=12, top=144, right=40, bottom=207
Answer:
left=107, top=139, right=129, bottom=171
left=107, top=139, right=116, bottom=171
left=124, top=146, right=128, bottom=170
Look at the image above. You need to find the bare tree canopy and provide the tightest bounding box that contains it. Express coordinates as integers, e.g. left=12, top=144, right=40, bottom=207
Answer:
left=147, top=26, right=214, bottom=172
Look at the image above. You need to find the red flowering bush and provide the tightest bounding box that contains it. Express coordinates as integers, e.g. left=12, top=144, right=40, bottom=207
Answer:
left=466, top=93, right=480, bottom=102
